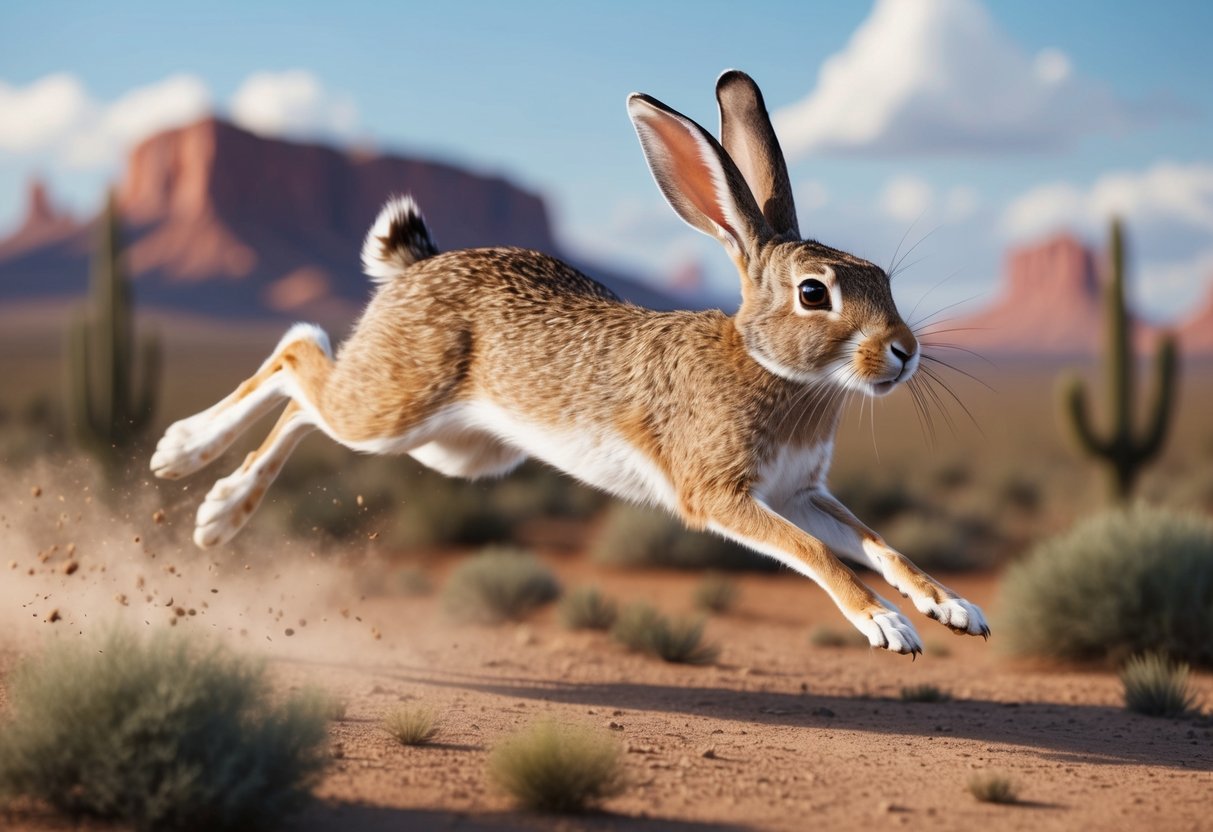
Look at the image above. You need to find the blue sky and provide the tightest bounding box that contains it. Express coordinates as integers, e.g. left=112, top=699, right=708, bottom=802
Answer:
left=3, top=0, right=1212, bottom=320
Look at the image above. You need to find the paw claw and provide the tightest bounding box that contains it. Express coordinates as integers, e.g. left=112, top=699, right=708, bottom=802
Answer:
left=916, top=596, right=989, bottom=638
left=854, top=608, right=923, bottom=656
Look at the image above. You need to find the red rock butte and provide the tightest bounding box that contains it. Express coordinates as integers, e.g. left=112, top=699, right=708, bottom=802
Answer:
left=0, top=117, right=677, bottom=322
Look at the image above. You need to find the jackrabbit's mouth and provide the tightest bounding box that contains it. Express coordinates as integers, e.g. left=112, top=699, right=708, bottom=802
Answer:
left=871, top=379, right=898, bottom=396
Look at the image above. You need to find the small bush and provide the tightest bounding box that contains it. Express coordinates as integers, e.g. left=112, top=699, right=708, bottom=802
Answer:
left=693, top=573, right=740, bottom=613
left=809, top=625, right=868, bottom=649
left=0, top=629, right=329, bottom=831
left=488, top=719, right=624, bottom=812
left=1000, top=507, right=1213, bottom=666
left=384, top=706, right=440, bottom=745
left=1120, top=653, right=1197, bottom=717
left=559, top=586, right=618, bottom=631
left=611, top=602, right=719, bottom=665
left=442, top=548, right=560, bottom=624
left=590, top=503, right=772, bottom=571
left=610, top=602, right=664, bottom=653
left=899, top=684, right=951, bottom=703
left=967, top=772, right=1017, bottom=804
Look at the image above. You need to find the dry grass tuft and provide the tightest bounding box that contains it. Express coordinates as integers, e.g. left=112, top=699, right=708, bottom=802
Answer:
left=1120, top=653, right=1197, bottom=717
left=967, top=772, right=1018, bottom=804
left=899, top=684, right=951, bottom=703
left=488, top=719, right=625, bottom=812
left=559, top=586, right=618, bottom=631
left=611, top=602, right=719, bottom=665
left=383, top=706, right=440, bottom=746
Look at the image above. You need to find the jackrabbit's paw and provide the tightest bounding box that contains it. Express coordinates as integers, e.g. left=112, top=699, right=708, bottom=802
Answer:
left=854, top=608, right=923, bottom=656
left=917, top=596, right=989, bottom=638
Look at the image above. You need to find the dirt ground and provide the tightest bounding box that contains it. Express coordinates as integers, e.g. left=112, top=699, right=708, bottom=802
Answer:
left=3, top=545, right=1210, bottom=832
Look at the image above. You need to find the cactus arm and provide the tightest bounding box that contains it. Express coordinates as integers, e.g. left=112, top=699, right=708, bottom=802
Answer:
left=1062, top=375, right=1113, bottom=458
left=1106, top=218, right=1133, bottom=448
left=1137, top=334, right=1178, bottom=463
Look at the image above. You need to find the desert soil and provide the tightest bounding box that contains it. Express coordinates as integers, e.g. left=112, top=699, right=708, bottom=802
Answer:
left=3, top=546, right=1211, bottom=832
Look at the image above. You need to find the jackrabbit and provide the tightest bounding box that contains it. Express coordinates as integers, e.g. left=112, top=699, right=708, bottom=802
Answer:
left=151, top=70, right=988, bottom=654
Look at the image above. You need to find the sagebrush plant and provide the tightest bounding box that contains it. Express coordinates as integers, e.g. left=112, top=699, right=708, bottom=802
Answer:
left=899, top=684, right=951, bottom=703
left=967, top=773, right=1018, bottom=804
left=442, top=547, right=560, bottom=624
left=693, top=573, right=740, bottom=613
left=488, top=719, right=625, bottom=812
left=559, top=586, right=618, bottom=630
left=0, top=629, right=329, bottom=831
left=1120, top=652, right=1197, bottom=717
left=611, top=602, right=719, bottom=665
left=1000, top=506, right=1213, bottom=666
left=383, top=706, right=440, bottom=745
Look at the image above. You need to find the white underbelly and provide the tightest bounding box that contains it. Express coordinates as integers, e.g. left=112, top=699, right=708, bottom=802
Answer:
left=402, top=399, right=679, bottom=509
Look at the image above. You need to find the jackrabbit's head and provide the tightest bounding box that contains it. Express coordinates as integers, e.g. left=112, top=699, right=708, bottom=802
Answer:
left=629, top=70, right=917, bottom=396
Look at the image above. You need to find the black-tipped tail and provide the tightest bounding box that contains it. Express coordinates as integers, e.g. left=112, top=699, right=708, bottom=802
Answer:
left=361, top=195, right=439, bottom=282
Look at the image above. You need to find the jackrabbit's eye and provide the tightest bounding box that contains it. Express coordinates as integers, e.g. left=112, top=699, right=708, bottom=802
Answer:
left=798, top=279, right=830, bottom=310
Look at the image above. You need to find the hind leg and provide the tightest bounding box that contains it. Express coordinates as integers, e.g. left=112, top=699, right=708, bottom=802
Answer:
left=194, top=402, right=316, bottom=548
left=151, top=323, right=331, bottom=479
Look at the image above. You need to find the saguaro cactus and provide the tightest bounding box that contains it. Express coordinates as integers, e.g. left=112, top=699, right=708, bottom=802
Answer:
left=1061, top=218, right=1178, bottom=500
left=67, top=192, right=160, bottom=460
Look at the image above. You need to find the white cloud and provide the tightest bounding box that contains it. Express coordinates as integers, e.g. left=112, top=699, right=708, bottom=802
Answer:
left=878, top=175, right=933, bottom=223
left=773, top=0, right=1144, bottom=157
left=0, top=70, right=358, bottom=172
left=0, top=73, right=210, bottom=169
left=0, top=74, right=91, bottom=153
left=65, top=75, right=211, bottom=168
left=1001, top=162, right=1213, bottom=239
left=230, top=70, right=358, bottom=140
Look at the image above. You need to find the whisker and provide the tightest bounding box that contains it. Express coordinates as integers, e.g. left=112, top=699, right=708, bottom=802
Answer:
left=919, top=365, right=984, bottom=436
left=890, top=225, right=940, bottom=280
left=908, top=292, right=987, bottom=331
left=921, top=354, right=996, bottom=391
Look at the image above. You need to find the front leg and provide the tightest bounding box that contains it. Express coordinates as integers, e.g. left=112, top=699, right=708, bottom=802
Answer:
left=707, top=497, right=923, bottom=655
left=781, top=489, right=989, bottom=639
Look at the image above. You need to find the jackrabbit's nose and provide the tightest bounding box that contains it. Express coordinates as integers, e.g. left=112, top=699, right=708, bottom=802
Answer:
left=889, top=343, right=912, bottom=366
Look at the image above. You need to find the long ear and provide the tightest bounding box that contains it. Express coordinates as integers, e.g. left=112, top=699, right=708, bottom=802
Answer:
left=716, top=70, right=799, bottom=239
left=627, top=92, right=771, bottom=265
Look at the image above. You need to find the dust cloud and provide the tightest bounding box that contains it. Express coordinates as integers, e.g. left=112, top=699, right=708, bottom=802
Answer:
left=0, top=456, right=416, bottom=666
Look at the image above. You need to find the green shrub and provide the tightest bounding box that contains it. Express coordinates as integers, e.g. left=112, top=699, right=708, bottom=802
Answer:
left=899, top=684, right=951, bottom=703
left=559, top=586, right=618, bottom=631
left=693, top=573, right=740, bottom=613
left=1120, top=653, right=1197, bottom=717
left=0, top=629, right=329, bottom=831
left=808, top=625, right=868, bottom=649
left=1000, top=506, right=1213, bottom=666
left=590, top=503, right=773, bottom=571
left=442, top=548, right=560, bottom=624
left=488, top=719, right=624, bottom=812
left=383, top=706, right=440, bottom=745
left=610, top=602, right=718, bottom=665
left=967, top=773, right=1017, bottom=804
